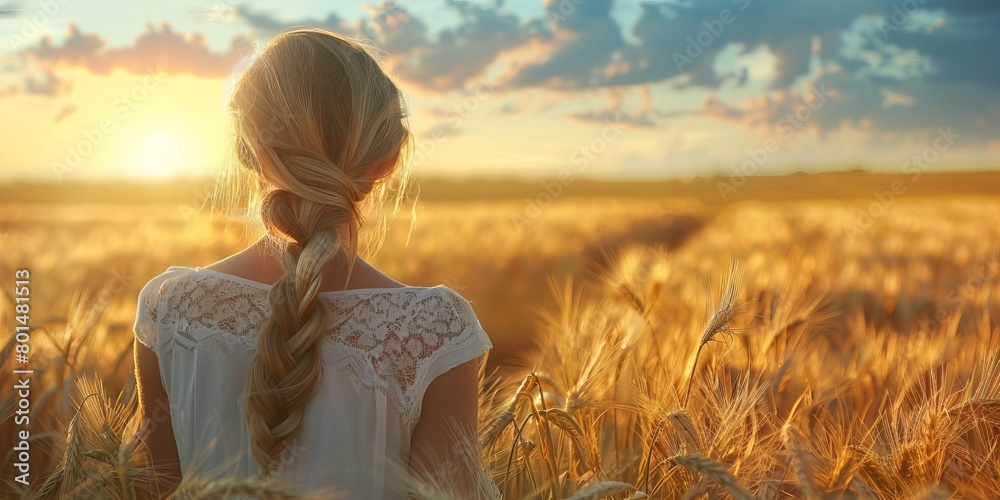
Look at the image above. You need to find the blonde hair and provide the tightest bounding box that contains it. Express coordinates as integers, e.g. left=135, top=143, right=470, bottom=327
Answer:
left=212, top=27, right=412, bottom=477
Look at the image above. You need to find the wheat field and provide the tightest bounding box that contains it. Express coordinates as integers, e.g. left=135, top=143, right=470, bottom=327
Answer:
left=2, top=180, right=1000, bottom=498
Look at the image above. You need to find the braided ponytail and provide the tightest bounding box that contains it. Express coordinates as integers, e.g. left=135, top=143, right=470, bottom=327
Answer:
left=244, top=190, right=354, bottom=476
left=216, top=27, right=413, bottom=477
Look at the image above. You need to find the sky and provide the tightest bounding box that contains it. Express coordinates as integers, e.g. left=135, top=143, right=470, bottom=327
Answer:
left=0, top=0, right=997, bottom=183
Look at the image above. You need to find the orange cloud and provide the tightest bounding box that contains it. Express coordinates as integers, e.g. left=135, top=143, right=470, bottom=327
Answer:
left=27, top=22, right=251, bottom=78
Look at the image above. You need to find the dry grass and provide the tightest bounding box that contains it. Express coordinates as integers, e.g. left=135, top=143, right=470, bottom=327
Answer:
left=1, top=195, right=999, bottom=498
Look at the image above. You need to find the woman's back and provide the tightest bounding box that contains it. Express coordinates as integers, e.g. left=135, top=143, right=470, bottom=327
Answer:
left=133, top=265, right=493, bottom=498
left=128, top=27, right=493, bottom=498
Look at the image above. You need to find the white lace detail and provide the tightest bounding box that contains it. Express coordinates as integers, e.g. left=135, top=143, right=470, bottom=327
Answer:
left=133, top=266, right=492, bottom=427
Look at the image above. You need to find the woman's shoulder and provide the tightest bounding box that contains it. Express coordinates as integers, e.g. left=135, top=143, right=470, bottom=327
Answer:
left=136, top=266, right=197, bottom=310
left=408, top=285, right=484, bottom=332
left=140, top=265, right=198, bottom=287
left=133, top=266, right=199, bottom=352
left=403, top=285, right=491, bottom=364
left=396, top=284, right=492, bottom=426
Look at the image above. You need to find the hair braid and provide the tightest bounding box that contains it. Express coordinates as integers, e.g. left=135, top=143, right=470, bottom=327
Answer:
left=216, top=27, right=413, bottom=477
left=244, top=189, right=354, bottom=477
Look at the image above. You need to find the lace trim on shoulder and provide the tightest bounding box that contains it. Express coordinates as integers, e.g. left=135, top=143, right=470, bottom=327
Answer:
left=141, top=267, right=492, bottom=426
left=133, top=266, right=190, bottom=353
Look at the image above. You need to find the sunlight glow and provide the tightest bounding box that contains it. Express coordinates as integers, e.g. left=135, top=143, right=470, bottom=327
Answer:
left=138, top=133, right=182, bottom=177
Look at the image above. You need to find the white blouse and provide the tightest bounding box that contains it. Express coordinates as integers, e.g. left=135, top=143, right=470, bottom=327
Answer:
left=133, top=265, right=494, bottom=499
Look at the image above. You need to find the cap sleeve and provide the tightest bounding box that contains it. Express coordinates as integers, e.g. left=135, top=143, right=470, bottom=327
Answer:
left=406, top=286, right=493, bottom=425
left=133, top=267, right=187, bottom=353
left=425, top=286, right=493, bottom=381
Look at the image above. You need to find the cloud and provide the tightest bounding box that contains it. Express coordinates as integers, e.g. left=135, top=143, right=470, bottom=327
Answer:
left=0, top=2, right=18, bottom=17
left=361, top=2, right=427, bottom=56
left=25, top=22, right=251, bottom=77
left=27, top=23, right=104, bottom=66
left=501, top=0, right=623, bottom=90
left=573, top=109, right=654, bottom=127
left=838, top=14, right=938, bottom=82
left=231, top=1, right=541, bottom=91
left=889, top=10, right=1000, bottom=89
left=6, top=0, right=999, bottom=147
left=881, top=88, right=914, bottom=108
left=25, top=69, right=70, bottom=95
left=479, top=0, right=998, bottom=143
left=233, top=4, right=354, bottom=39
left=500, top=0, right=873, bottom=91
left=697, top=83, right=836, bottom=139
left=323, top=1, right=1000, bottom=143
left=389, top=0, right=542, bottom=91
left=0, top=66, right=73, bottom=98
left=54, top=104, right=76, bottom=122
left=571, top=85, right=656, bottom=127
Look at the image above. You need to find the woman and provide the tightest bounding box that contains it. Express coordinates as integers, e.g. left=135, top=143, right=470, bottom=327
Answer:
left=131, top=28, right=494, bottom=498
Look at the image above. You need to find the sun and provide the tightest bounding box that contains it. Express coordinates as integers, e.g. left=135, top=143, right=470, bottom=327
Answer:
left=138, top=133, right=182, bottom=177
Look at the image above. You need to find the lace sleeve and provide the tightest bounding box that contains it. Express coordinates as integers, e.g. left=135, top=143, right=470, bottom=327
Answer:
left=407, top=286, right=493, bottom=425
left=132, top=267, right=186, bottom=353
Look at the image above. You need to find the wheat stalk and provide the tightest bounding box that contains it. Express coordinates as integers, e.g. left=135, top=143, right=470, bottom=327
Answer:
left=684, top=258, right=744, bottom=406
left=669, top=453, right=752, bottom=500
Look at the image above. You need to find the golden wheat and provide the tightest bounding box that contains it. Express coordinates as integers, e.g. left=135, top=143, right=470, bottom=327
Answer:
left=2, top=196, right=999, bottom=498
